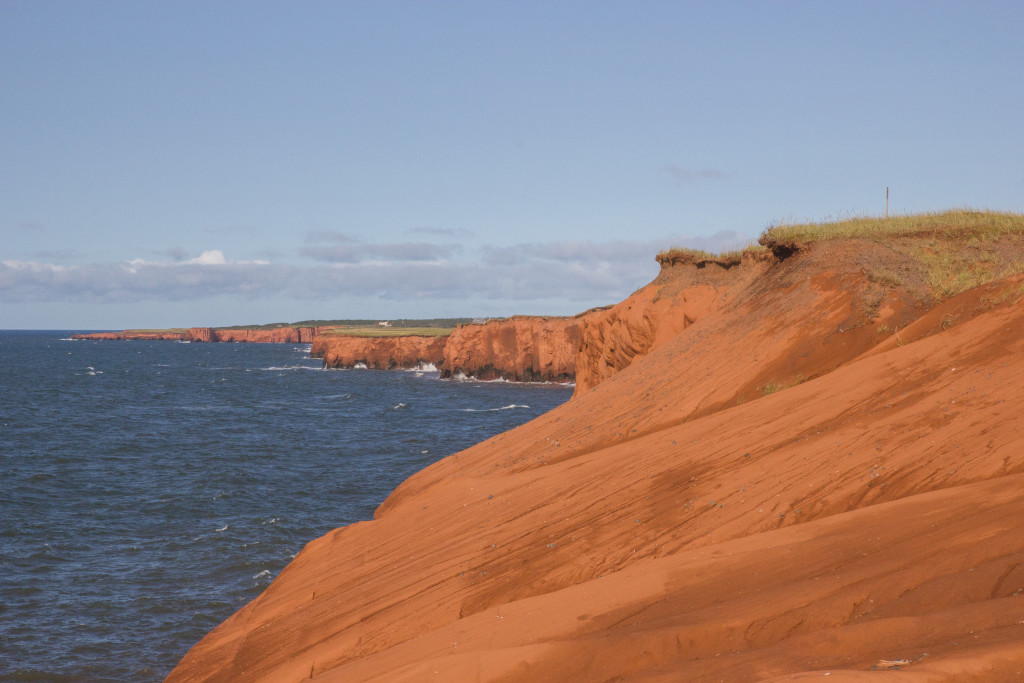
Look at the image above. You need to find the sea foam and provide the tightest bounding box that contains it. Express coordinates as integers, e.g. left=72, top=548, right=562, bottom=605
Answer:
left=460, top=404, right=530, bottom=412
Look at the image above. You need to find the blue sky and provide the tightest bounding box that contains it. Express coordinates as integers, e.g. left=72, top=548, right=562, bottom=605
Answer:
left=2, top=1, right=1021, bottom=329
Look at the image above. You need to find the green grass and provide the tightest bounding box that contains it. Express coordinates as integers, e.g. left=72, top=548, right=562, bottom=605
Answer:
left=759, top=208, right=1024, bottom=245
left=661, top=209, right=1024, bottom=301
left=657, top=243, right=767, bottom=264
left=216, top=318, right=473, bottom=331
left=322, top=326, right=454, bottom=338
left=123, top=328, right=188, bottom=334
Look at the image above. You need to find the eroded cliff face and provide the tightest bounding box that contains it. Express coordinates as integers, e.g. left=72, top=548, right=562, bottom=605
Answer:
left=189, top=327, right=318, bottom=343
left=311, top=334, right=447, bottom=370
left=439, top=315, right=602, bottom=382
left=573, top=251, right=770, bottom=395
left=185, top=327, right=215, bottom=343
left=167, top=238, right=1024, bottom=681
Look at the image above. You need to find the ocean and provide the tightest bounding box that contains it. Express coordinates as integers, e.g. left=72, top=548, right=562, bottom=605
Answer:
left=0, top=331, right=572, bottom=681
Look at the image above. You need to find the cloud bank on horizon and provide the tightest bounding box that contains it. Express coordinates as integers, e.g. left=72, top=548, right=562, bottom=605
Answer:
left=0, top=230, right=745, bottom=307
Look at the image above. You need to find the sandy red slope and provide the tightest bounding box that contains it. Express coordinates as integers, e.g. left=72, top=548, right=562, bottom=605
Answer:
left=167, top=243, right=1024, bottom=682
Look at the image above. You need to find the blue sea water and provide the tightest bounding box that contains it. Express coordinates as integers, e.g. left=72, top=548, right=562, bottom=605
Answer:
left=0, top=331, right=572, bottom=681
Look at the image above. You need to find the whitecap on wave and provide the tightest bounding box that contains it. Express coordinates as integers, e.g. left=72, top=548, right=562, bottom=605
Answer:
left=392, top=402, right=408, bottom=410
left=260, top=365, right=324, bottom=371
left=460, top=404, right=530, bottom=412
left=353, top=362, right=368, bottom=369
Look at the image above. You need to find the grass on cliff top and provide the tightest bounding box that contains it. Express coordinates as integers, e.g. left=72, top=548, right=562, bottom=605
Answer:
left=660, top=210, right=1024, bottom=262
left=322, top=326, right=454, bottom=338
left=657, top=243, right=767, bottom=263
left=658, top=209, right=1024, bottom=301
left=760, top=208, right=1024, bottom=245
left=123, top=328, right=188, bottom=334
left=762, top=209, right=1024, bottom=299
left=216, top=318, right=472, bottom=331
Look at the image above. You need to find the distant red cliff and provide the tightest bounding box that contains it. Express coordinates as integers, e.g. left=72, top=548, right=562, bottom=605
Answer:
left=70, top=330, right=187, bottom=341
left=71, top=326, right=318, bottom=343
left=187, top=327, right=318, bottom=343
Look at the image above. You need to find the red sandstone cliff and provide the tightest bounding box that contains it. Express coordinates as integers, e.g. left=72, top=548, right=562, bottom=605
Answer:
left=187, top=327, right=318, bottom=343
left=72, top=327, right=317, bottom=343
left=573, top=250, right=767, bottom=395
left=70, top=331, right=186, bottom=341
left=168, top=235, right=1024, bottom=681
left=439, top=314, right=602, bottom=382
left=311, top=334, right=447, bottom=370
left=309, top=318, right=603, bottom=381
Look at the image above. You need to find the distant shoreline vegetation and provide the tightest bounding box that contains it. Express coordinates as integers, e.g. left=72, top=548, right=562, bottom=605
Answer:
left=320, top=326, right=455, bottom=338
left=216, top=318, right=474, bottom=331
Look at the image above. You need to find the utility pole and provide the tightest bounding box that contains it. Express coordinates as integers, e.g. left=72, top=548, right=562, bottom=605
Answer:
left=886, top=186, right=889, bottom=219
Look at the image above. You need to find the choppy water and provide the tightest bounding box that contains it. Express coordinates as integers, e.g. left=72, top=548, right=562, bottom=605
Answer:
left=0, top=331, right=571, bottom=681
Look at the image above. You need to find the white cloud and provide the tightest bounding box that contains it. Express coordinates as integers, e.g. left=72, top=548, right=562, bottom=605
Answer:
left=122, top=250, right=269, bottom=273
left=187, top=250, right=227, bottom=265
left=0, top=234, right=751, bottom=308
left=1, top=259, right=67, bottom=272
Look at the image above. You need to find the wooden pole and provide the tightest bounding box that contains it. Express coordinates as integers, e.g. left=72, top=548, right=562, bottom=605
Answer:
left=886, top=186, right=889, bottom=219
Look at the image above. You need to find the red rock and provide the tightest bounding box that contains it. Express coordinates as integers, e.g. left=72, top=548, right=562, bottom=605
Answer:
left=71, top=331, right=187, bottom=341
left=164, top=240, right=1024, bottom=681
left=439, top=315, right=600, bottom=382
left=185, top=327, right=215, bottom=342
left=210, top=327, right=318, bottom=343
left=311, top=334, right=447, bottom=370
left=74, top=326, right=318, bottom=343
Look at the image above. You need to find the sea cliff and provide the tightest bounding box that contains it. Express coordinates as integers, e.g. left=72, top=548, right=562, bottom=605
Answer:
left=71, top=326, right=318, bottom=343
left=311, top=334, right=447, bottom=370
left=312, top=317, right=600, bottom=382
left=439, top=314, right=601, bottom=382
left=187, top=327, right=318, bottom=344
left=167, top=216, right=1024, bottom=681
